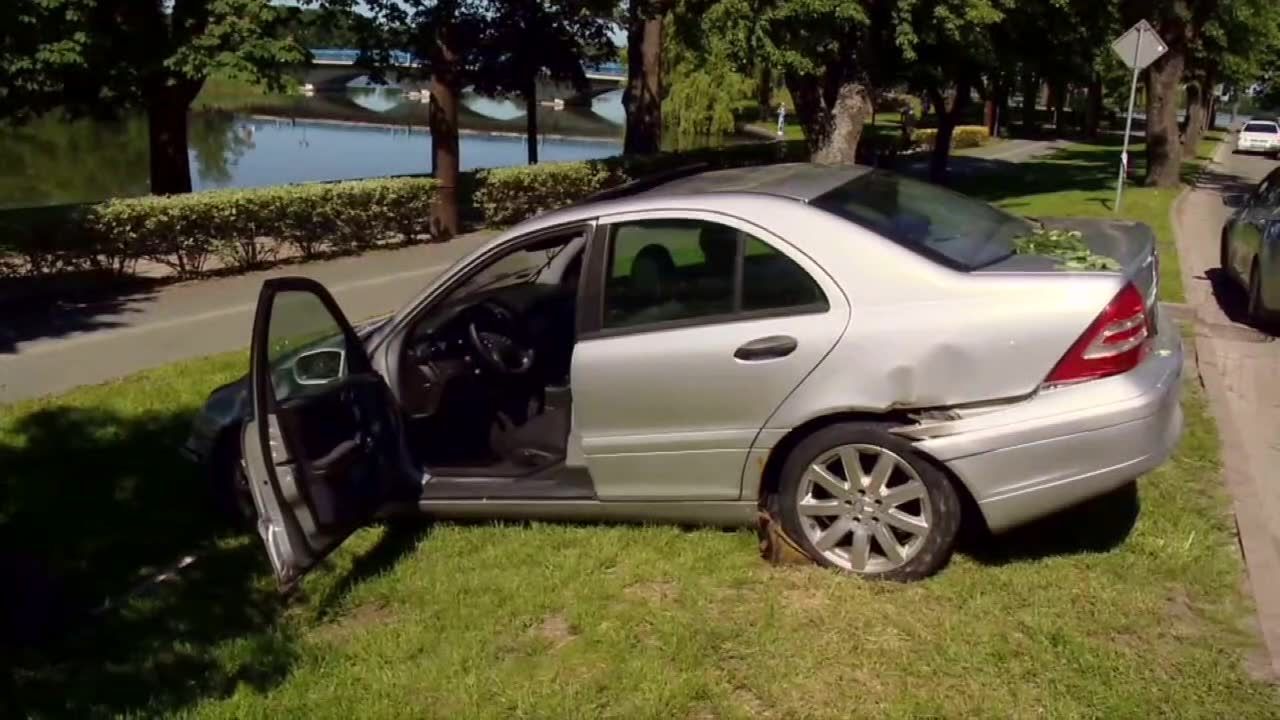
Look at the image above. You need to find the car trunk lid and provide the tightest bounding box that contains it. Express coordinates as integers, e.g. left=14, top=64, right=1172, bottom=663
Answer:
left=976, top=217, right=1161, bottom=343
left=977, top=217, right=1158, bottom=304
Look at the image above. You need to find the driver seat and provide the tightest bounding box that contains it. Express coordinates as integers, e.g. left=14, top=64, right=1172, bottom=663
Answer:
left=490, top=390, right=572, bottom=468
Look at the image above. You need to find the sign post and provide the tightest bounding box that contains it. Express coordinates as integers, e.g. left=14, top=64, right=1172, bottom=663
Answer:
left=1111, top=20, right=1167, bottom=213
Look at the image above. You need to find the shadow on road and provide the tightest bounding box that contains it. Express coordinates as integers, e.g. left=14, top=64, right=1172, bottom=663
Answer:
left=963, top=481, right=1141, bottom=566
left=0, top=278, right=159, bottom=354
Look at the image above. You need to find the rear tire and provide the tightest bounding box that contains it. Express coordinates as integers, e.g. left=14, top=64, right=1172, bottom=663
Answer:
left=768, top=422, right=961, bottom=581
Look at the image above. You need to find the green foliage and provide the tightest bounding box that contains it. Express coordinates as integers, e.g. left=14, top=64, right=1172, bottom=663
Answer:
left=1, top=178, right=439, bottom=281
left=910, top=125, right=991, bottom=150
left=660, top=1, right=757, bottom=149
left=475, top=163, right=618, bottom=226
left=1012, top=227, right=1121, bottom=271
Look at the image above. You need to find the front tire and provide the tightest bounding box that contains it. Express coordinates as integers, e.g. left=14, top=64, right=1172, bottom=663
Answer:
left=1248, top=263, right=1275, bottom=332
left=210, top=433, right=257, bottom=529
left=771, top=423, right=961, bottom=581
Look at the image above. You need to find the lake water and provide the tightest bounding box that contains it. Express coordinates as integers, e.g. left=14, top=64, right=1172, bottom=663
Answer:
left=0, top=86, right=629, bottom=209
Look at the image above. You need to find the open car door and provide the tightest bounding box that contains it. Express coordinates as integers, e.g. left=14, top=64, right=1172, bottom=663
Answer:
left=242, top=277, right=418, bottom=587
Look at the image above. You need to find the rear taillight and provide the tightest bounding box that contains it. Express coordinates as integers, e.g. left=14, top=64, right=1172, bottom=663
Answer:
left=1044, top=283, right=1150, bottom=386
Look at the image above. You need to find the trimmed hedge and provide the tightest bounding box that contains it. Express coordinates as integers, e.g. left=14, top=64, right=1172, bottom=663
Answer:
left=0, top=178, right=438, bottom=281
left=0, top=140, right=811, bottom=290
left=910, top=125, right=991, bottom=151
left=475, top=140, right=809, bottom=226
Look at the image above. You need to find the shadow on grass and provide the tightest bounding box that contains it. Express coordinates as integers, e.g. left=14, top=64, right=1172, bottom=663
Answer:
left=963, top=481, right=1140, bottom=565
left=0, top=403, right=413, bottom=717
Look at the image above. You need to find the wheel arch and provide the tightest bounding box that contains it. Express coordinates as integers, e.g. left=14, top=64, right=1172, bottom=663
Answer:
left=754, top=411, right=986, bottom=533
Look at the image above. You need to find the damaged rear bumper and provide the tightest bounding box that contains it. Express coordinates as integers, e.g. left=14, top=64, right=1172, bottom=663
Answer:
left=894, top=312, right=1184, bottom=533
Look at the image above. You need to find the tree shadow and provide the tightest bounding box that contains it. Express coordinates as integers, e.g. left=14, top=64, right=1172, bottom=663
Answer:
left=963, top=481, right=1140, bottom=566
left=0, top=402, right=411, bottom=717
left=959, top=144, right=1121, bottom=202
left=0, top=277, right=159, bottom=354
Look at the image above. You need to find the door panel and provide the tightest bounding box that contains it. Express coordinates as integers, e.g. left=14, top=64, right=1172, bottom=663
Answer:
left=572, top=212, right=849, bottom=501
left=573, top=313, right=843, bottom=499
left=242, top=278, right=417, bottom=587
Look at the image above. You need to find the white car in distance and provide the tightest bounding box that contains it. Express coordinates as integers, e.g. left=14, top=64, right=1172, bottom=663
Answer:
left=1236, top=120, right=1280, bottom=157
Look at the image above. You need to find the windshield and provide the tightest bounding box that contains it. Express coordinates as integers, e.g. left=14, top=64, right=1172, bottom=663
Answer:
left=1243, top=122, right=1278, bottom=134
left=811, top=171, right=1030, bottom=270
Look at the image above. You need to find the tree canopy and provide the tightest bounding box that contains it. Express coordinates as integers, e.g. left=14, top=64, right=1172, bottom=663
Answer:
left=2, top=0, right=305, bottom=193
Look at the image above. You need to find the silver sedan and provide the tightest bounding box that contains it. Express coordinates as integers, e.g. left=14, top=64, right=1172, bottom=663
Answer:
left=188, top=163, right=1182, bottom=584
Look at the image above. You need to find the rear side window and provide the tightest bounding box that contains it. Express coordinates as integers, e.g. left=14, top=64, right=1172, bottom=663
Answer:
left=812, top=170, right=1031, bottom=270
left=603, top=219, right=825, bottom=330
left=1243, top=122, right=1279, bottom=134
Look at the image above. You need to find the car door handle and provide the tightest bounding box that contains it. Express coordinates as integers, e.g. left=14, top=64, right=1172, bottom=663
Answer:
left=734, top=335, right=798, bottom=361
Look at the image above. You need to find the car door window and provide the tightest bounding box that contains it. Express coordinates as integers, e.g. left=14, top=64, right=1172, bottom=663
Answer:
left=602, top=219, right=825, bottom=330
left=1263, top=172, right=1280, bottom=208
left=742, top=236, right=824, bottom=311
left=1254, top=174, right=1278, bottom=206
left=267, top=290, right=348, bottom=404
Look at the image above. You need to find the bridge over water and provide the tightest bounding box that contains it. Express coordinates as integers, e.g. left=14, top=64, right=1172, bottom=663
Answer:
left=300, top=49, right=626, bottom=106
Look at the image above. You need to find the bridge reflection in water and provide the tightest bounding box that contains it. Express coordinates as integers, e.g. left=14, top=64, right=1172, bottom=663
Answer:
left=262, top=81, right=627, bottom=140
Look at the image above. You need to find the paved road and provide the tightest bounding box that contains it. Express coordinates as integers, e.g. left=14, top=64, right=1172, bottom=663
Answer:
left=0, top=231, right=496, bottom=404
left=1173, top=137, right=1280, bottom=678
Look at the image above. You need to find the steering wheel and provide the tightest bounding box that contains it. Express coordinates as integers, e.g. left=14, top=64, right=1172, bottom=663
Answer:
left=467, top=301, right=535, bottom=375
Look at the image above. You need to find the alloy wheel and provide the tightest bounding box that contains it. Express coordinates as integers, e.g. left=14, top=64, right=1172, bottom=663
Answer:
left=794, top=444, right=933, bottom=573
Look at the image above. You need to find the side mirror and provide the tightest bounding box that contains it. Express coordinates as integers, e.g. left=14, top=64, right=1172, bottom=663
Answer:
left=1223, top=193, right=1248, bottom=209
left=292, top=348, right=345, bottom=385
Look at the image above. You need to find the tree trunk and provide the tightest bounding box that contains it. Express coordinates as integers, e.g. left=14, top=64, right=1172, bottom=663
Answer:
left=1144, top=46, right=1185, bottom=188
left=429, top=55, right=461, bottom=239
left=787, top=75, right=870, bottom=164
left=1084, top=71, right=1103, bottom=138
left=1021, top=70, right=1038, bottom=136
left=525, top=74, right=539, bottom=165
left=1181, top=82, right=1203, bottom=156
left=623, top=4, right=663, bottom=155
left=1048, top=79, right=1067, bottom=135
left=756, top=64, right=772, bottom=122
left=927, top=80, right=970, bottom=185
left=1182, top=69, right=1216, bottom=153
left=145, top=81, right=203, bottom=195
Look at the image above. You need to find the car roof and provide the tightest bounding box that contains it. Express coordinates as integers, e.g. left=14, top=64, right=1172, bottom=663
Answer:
left=644, top=162, right=871, bottom=202
left=508, top=162, right=872, bottom=236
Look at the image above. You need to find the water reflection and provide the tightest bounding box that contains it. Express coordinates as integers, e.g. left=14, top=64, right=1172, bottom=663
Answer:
left=346, top=86, right=407, bottom=114
left=0, top=83, right=749, bottom=208
left=0, top=110, right=623, bottom=208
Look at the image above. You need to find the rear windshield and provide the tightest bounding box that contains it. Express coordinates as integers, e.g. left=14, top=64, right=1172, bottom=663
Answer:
left=1243, top=122, right=1278, bottom=133
left=810, top=171, right=1031, bottom=270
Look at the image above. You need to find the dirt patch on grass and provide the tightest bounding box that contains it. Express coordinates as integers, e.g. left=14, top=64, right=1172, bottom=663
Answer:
left=532, top=613, right=578, bottom=650
left=310, top=603, right=396, bottom=645
left=625, top=580, right=680, bottom=604
left=731, top=686, right=768, bottom=717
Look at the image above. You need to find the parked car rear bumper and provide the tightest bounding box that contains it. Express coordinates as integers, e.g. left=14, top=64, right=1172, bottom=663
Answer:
left=901, top=311, right=1183, bottom=533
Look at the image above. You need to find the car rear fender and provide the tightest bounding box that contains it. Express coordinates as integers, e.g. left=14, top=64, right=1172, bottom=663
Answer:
left=760, top=271, right=1127, bottom=431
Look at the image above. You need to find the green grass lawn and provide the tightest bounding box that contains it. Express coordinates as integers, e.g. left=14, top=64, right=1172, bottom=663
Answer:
left=2, top=334, right=1276, bottom=716
left=4, top=129, right=1269, bottom=718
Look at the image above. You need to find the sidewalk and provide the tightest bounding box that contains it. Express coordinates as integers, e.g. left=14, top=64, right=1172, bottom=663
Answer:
left=1173, top=139, right=1280, bottom=678
left=0, top=230, right=496, bottom=404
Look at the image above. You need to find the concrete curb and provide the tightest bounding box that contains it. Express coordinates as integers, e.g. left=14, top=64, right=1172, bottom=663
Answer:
left=1172, top=136, right=1280, bottom=680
